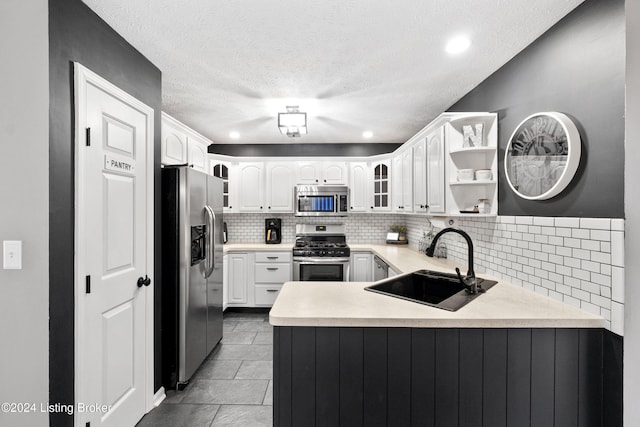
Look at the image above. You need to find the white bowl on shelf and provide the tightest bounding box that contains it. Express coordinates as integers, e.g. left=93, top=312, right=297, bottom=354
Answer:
left=457, top=169, right=475, bottom=181
left=475, top=169, right=492, bottom=181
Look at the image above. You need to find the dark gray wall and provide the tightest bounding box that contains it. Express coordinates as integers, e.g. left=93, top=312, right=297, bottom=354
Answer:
left=49, top=1, right=162, bottom=425
left=209, top=143, right=402, bottom=157
left=449, top=0, right=624, bottom=218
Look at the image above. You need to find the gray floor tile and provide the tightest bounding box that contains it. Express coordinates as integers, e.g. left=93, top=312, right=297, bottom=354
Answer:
left=182, top=379, right=269, bottom=404
left=233, top=321, right=273, bottom=333
left=222, top=331, right=257, bottom=344
left=263, top=381, right=273, bottom=405
left=211, top=404, right=273, bottom=426
left=196, top=359, right=242, bottom=380
left=136, top=403, right=219, bottom=427
left=223, top=320, right=238, bottom=333
left=213, top=344, right=273, bottom=361
left=235, top=361, right=273, bottom=380
left=252, top=331, right=273, bottom=344
left=162, top=389, right=185, bottom=404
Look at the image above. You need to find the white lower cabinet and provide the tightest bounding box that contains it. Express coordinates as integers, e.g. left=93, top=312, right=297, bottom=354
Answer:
left=254, top=251, right=291, bottom=307
left=350, top=252, right=373, bottom=282
left=227, top=252, right=249, bottom=306
left=388, top=267, right=399, bottom=278
left=225, top=251, right=291, bottom=308
left=223, top=254, right=229, bottom=310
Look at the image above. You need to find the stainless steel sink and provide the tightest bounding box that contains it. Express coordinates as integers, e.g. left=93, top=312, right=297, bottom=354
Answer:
left=364, top=269, right=497, bottom=311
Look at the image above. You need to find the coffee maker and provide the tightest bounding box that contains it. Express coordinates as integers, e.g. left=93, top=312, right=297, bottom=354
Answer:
left=265, top=218, right=282, bottom=244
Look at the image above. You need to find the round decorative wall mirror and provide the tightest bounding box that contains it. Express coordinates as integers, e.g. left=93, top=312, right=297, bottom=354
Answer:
left=504, top=112, right=581, bottom=200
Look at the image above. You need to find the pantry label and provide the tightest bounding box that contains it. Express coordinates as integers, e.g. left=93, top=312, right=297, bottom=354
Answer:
left=104, top=154, right=135, bottom=175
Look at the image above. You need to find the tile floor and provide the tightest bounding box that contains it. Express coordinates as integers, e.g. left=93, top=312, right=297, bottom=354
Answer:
left=137, top=310, right=273, bottom=427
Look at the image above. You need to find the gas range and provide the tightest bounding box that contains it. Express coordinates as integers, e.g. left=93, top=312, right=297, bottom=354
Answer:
left=292, top=224, right=350, bottom=259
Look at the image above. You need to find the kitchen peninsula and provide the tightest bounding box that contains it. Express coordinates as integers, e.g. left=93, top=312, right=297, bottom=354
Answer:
left=269, top=245, right=611, bottom=427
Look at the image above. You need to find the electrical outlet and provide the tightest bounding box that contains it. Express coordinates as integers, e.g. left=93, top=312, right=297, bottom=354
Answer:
left=3, top=240, right=22, bottom=270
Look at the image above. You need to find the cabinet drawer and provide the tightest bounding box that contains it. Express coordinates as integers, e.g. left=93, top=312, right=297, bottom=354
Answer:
left=255, top=252, right=292, bottom=263
left=255, top=285, right=283, bottom=306
left=255, top=263, right=292, bottom=283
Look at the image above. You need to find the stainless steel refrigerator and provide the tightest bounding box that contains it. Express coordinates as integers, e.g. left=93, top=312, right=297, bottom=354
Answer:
left=161, top=166, right=223, bottom=389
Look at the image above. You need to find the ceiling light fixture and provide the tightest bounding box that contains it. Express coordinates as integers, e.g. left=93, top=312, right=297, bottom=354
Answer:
left=363, top=131, right=373, bottom=139
left=229, top=131, right=240, bottom=139
left=278, top=106, right=307, bottom=137
left=445, top=36, right=471, bottom=54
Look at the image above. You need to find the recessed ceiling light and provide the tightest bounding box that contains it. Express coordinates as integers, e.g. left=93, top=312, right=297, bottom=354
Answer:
left=229, top=131, right=240, bottom=139
left=363, top=131, right=373, bottom=139
left=445, top=36, right=471, bottom=54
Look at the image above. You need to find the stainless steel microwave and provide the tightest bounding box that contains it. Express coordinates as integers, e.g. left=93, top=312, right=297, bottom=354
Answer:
left=295, top=185, right=349, bottom=216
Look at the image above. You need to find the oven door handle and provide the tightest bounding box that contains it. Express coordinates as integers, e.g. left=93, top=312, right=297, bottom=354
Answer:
left=293, top=257, right=350, bottom=263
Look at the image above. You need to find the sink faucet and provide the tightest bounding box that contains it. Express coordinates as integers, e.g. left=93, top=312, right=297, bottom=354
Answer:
left=425, top=227, right=482, bottom=294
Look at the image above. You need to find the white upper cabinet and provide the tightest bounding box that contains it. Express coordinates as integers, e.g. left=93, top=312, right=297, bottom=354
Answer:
left=323, top=161, right=348, bottom=185
left=371, top=159, right=391, bottom=212
left=349, top=162, right=369, bottom=212
left=187, top=134, right=209, bottom=173
left=162, top=112, right=211, bottom=174
left=393, top=148, right=413, bottom=212
left=210, top=158, right=234, bottom=212
left=426, top=127, right=446, bottom=214
left=296, top=162, right=319, bottom=184
left=266, top=162, right=295, bottom=212
left=161, top=119, right=188, bottom=165
left=413, top=138, right=427, bottom=212
left=296, top=161, right=347, bottom=185
left=237, top=162, right=265, bottom=212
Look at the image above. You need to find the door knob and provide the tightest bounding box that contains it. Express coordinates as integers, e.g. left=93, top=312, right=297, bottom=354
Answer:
left=137, top=275, right=151, bottom=287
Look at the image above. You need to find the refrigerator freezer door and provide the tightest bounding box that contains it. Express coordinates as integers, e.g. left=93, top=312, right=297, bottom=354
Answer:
left=206, top=175, right=224, bottom=354
left=180, top=168, right=209, bottom=383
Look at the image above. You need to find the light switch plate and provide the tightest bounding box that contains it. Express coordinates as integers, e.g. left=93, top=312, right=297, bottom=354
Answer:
left=3, top=240, right=22, bottom=270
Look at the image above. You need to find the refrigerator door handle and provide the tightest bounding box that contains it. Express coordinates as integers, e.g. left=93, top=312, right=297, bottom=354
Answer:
left=204, top=205, right=215, bottom=278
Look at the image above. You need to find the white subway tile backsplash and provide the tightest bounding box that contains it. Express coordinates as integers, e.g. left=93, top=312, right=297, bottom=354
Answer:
left=573, top=248, right=590, bottom=260
left=555, top=217, right=580, bottom=228
left=556, top=246, right=572, bottom=257
left=572, top=269, right=591, bottom=281
left=611, top=219, right=624, bottom=231
left=580, top=218, right=611, bottom=230
left=581, top=240, right=600, bottom=251
left=564, top=238, right=581, bottom=249
left=516, top=216, right=534, bottom=225
left=581, top=301, right=602, bottom=316
left=590, top=230, right=611, bottom=241
left=581, top=260, right=600, bottom=273
left=572, top=228, right=591, bottom=239
left=612, top=266, right=624, bottom=303
left=534, top=217, right=555, bottom=227
left=564, top=257, right=581, bottom=268
left=611, top=231, right=624, bottom=267
left=590, top=273, right=611, bottom=287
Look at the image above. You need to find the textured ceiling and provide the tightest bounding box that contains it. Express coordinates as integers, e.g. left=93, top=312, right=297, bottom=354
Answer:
left=82, top=0, right=584, bottom=144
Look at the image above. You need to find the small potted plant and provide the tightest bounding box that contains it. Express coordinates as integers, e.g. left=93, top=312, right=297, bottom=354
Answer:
left=387, top=225, right=408, bottom=244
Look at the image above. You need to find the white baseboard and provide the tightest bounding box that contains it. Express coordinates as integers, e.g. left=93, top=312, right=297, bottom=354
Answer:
left=153, top=387, right=166, bottom=407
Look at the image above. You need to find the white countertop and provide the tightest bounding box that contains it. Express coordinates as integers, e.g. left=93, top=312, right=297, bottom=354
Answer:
left=259, top=243, right=605, bottom=329
left=223, top=243, right=293, bottom=252
left=269, top=280, right=604, bottom=328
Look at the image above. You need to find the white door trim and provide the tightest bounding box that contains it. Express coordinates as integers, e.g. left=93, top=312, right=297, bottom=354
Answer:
left=73, top=63, right=155, bottom=425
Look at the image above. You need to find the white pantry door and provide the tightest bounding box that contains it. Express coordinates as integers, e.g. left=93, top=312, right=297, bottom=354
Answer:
left=74, top=64, right=154, bottom=427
